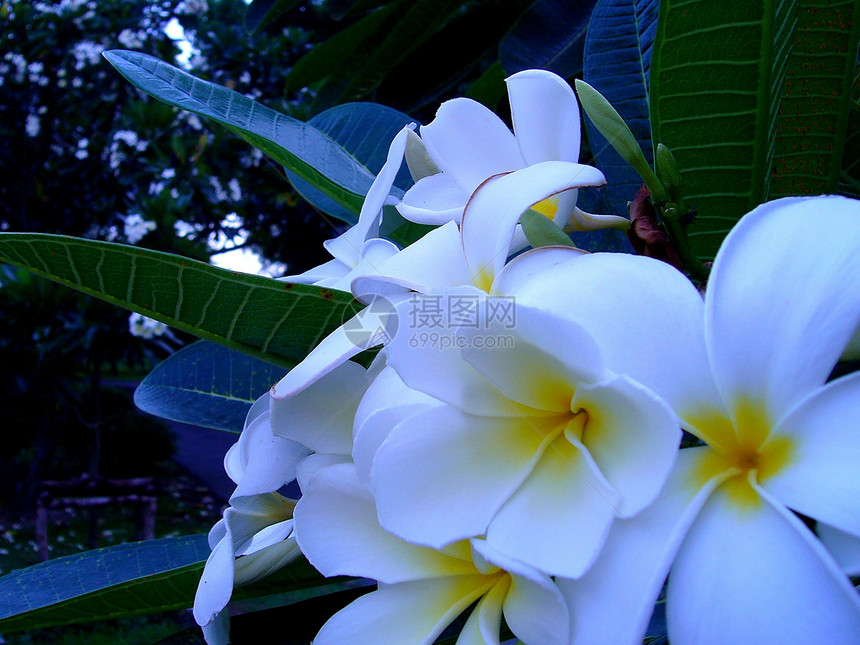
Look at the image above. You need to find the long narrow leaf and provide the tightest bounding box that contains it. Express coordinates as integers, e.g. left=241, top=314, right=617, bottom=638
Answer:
left=134, top=341, right=289, bottom=433
left=499, top=0, right=596, bottom=78
left=768, top=0, right=860, bottom=198
left=0, top=535, right=342, bottom=632
left=376, top=0, right=533, bottom=114
left=0, top=535, right=209, bottom=631
left=650, top=0, right=798, bottom=259
left=582, top=0, right=659, bottom=217
left=283, top=3, right=402, bottom=94
left=0, top=234, right=362, bottom=369
left=244, top=0, right=302, bottom=33
left=103, top=50, right=373, bottom=218
left=311, top=0, right=465, bottom=112
left=287, top=102, right=414, bottom=222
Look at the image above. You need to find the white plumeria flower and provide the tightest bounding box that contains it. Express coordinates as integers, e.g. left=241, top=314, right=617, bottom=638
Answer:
left=537, top=196, right=860, bottom=644
left=195, top=356, right=375, bottom=644
left=367, top=296, right=679, bottom=578
left=294, top=462, right=571, bottom=645
left=194, top=395, right=308, bottom=645
left=268, top=358, right=375, bottom=481
left=397, top=69, right=627, bottom=235
left=195, top=493, right=299, bottom=645
left=273, top=158, right=606, bottom=399
left=280, top=125, right=413, bottom=290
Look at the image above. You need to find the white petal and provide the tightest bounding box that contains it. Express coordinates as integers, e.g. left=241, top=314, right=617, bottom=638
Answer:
left=295, top=452, right=350, bottom=492
left=461, top=161, right=605, bottom=290
left=705, top=195, right=860, bottom=422
left=353, top=401, right=440, bottom=489
left=324, top=125, right=413, bottom=266
left=295, top=462, right=476, bottom=583
left=225, top=494, right=294, bottom=547
left=233, top=534, right=300, bottom=586
left=489, top=245, right=587, bottom=297
left=235, top=518, right=294, bottom=556
left=472, top=539, right=570, bottom=645
left=222, top=441, right=244, bottom=486
left=455, top=576, right=507, bottom=645
left=271, top=297, right=401, bottom=398
left=231, top=409, right=309, bottom=498
left=564, top=205, right=630, bottom=232
left=572, top=374, right=680, bottom=517
left=510, top=251, right=719, bottom=422
left=194, top=534, right=235, bottom=626
left=352, top=366, right=443, bottom=486
left=460, top=304, right=605, bottom=412
left=486, top=434, right=619, bottom=578
left=421, top=98, right=524, bottom=193
left=372, top=406, right=561, bottom=548
left=404, top=127, right=441, bottom=181
left=818, top=522, right=860, bottom=576
left=313, top=576, right=494, bottom=645
left=383, top=290, right=515, bottom=416
left=667, top=474, right=860, bottom=645
left=269, top=360, right=368, bottom=455
left=397, top=172, right=470, bottom=225
left=506, top=69, right=581, bottom=165
left=763, top=371, right=860, bottom=536
left=352, top=365, right=431, bottom=434
left=244, top=391, right=270, bottom=427
left=560, top=447, right=729, bottom=645
left=207, top=518, right=227, bottom=550
left=350, top=221, right=472, bottom=300
left=280, top=258, right=350, bottom=286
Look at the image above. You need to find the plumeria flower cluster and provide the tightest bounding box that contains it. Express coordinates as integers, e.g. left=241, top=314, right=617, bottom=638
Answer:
left=194, top=69, right=860, bottom=644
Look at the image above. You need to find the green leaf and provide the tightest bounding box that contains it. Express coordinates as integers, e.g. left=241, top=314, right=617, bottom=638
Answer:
left=650, top=0, right=798, bottom=259
left=325, top=0, right=397, bottom=20
left=520, top=209, right=576, bottom=248
left=283, top=3, right=402, bottom=93
left=465, top=61, right=508, bottom=112
left=134, top=341, right=289, bottom=433
left=768, top=0, right=860, bottom=198
left=309, top=0, right=467, bottom=112
left=288, top=102, right=415, bottom=222
left=376, top=0, right=534, bottom=114
left=499, top=0, right=596, bottom=78
left=103, top=50, right=372, bottom=218
left=384, top=218, right=435, bottom=248
left=0, top=234, right=362, bottom=369
left=0, top=535, right=344, bottom=632
left=0, top=535, right=209, bottom=631
left=582, top=0, right=660, bottom=216
left=244, top=0, right=302, bottom=32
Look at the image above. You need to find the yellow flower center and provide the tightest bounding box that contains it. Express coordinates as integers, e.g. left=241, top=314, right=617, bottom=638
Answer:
left=686, top=398, right=794, bottom=510
left=530, top=196, right=559, bottom=220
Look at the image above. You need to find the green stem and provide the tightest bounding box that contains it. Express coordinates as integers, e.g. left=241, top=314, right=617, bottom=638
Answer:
left=659, top=202, right=710, bottom=283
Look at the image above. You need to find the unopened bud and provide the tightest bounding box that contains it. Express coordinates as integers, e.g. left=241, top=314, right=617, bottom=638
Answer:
left=574, top=80, right=667, bottom=201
